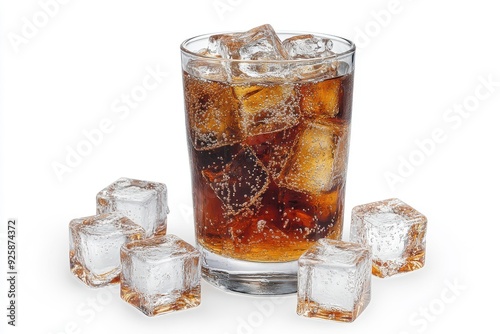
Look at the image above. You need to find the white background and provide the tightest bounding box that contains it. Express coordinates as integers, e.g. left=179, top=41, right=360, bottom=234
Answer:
left=1, top=0, right=499, bottom=333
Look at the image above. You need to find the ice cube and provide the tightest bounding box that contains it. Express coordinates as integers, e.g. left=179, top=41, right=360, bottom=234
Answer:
left=183, top=47, right=228, bottom=81
left=233, top=83, right=300, bottom=137
left=69, top=212, right=145, bottom=287
left=209, top=24, right=287, bottom=60
left=282, top=34, right=336, bottom=59
left=120, top=235, right=201, bottom=316
left=278, top=121, right=349, bottom=194
left=208, top=24, right=289, bottom=81
left=297, top=239, right=371, bottom=322
left=244, top=125, right=300, bottom=180
left=96, top=178, right=169, bottom=237
left=350, top=198, right=427, bottom=278
left=185, top=58, right=228, bottom=82
left=293, top=60, right=338, bottom=81
left=207, top=33, right=235, bottom=57
left=197, top=47, right=222, bottom=58
left=298, top=77, right=341, bottom=118
left=202, top=146, right=270, bottom=215
left=282, top=34, right=338, bottom=81
left=183, top=72, right=243, bottom=150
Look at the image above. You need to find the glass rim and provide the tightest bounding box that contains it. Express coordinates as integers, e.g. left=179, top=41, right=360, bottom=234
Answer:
left=180, top=30, right=356, bottom=63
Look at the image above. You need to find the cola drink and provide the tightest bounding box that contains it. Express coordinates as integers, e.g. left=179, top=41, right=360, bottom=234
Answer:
left=181, top=26, right=355, bottom=294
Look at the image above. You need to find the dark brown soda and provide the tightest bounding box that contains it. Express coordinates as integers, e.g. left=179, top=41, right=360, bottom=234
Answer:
left=184, top=70, right=353, bottom=262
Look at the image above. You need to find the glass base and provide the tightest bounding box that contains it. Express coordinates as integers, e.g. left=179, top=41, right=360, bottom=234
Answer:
left=199, top=245, right=298, bottom=295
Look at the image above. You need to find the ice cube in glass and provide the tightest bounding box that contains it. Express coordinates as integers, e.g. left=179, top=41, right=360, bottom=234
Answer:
left=201, top=146, right=270, bottom=215
left=233, top=83, right=300, bottom=137
left=278, top=121, right=348, bottom=194
left=208, top=24, right=289, bottom=81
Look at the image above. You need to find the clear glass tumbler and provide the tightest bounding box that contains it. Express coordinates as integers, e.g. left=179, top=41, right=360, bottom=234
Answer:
left=181, top=31, right=355, bottom=294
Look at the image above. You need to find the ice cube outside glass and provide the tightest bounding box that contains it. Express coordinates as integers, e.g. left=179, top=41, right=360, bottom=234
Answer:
left=96, top=177, right=169, bottom=238
left=69, top=212, right=145, bottom=288
left=350, top=198, right=427, bottom=278
left=181, top=28, right=355, bottom=295
left=297, top=239, right=371, bottom=322
left=120, top=235, right=201, bottom=317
